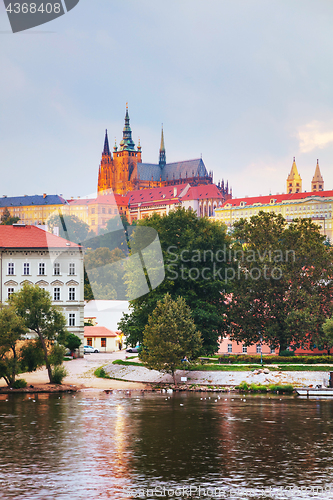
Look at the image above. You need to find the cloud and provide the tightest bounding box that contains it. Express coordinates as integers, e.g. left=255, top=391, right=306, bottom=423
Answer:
left=297, top=121, right=333, bottom=153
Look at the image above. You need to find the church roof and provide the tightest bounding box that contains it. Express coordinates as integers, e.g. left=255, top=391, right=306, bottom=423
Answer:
left=128, top=184, right=189, bottom=207
left=312, top=160, right=324, bottom=182
left=287, top=157, right=302, bottom=181
left=181, top=184, right=224, bottom=200
left=133, top=158, right=209, bottom=183
left=162, top=158, right=208, bottom=181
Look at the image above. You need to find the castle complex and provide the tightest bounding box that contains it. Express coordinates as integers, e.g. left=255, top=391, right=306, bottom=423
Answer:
left=97, top=106, right=231, bottom=199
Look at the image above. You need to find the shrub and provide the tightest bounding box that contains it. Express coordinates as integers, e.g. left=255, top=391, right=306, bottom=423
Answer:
left=49, top=344, right=67, bottom=366
left=95, top=367, right=107, bottom=378
left=269, top=384, right=294, bottom=394
left=279, top=350, right=295, bottom=357
left=236, top=381, right=249, bottom=391
left=51, top=365, right=68, bottom=384
left=12, top=379, right=27, bottom=389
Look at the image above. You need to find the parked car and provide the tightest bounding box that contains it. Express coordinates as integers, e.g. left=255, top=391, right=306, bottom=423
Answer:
left=126, top=346, right=140, bottom=353
left=84, top=345, right=99, bottom=354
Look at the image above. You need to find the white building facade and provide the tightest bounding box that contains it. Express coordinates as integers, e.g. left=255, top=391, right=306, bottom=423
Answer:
left=0, top=224, right=84, bottom=356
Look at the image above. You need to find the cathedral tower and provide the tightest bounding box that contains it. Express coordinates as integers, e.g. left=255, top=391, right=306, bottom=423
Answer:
left=286, top=157, right=302, bottom=194
left=311, top=159, right=324, bottom=192
left=97, top=130, right=113, bottom=194
left=159, top=125, right=166, bottom=167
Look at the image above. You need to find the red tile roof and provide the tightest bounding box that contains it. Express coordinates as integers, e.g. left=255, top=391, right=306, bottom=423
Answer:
left=220, top=189, right=333, bottom=208
left=0, top=225, right=80, bottom=248
left=84, top=326, right=118, bottom=337
left=181, top=184, right=224, bottom=200
left=128, top=184, right=189, bottom=208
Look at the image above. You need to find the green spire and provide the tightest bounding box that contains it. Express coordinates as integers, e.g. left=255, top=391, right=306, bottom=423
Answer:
left=119, top=103, right=136, bottom=151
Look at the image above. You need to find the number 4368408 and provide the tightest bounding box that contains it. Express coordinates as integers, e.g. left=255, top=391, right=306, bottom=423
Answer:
left=6, top=3, right=61, bottom=14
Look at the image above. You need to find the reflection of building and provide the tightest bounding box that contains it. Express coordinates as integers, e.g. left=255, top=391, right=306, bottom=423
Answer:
left=0, top=224, right=84, bottom=356
left=97, top=105, right=231, bottom=199
left=128, top=182, right=225, bottom=220
left=214, top=159, right=332, bottom=241
left=0, top=194, right=67, bottom=226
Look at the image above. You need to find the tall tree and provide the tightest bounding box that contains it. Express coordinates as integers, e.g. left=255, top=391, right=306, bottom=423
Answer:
left=10, top=284, right=68, bottom=383
left=119, top=208, right=232, bottom=354
left=140, top=294, right=202, bottom=386
left=47, top=213, right=91, bottom=243
left=225, top=212, right=333, bottom=354
left=1, top=207, right=19, bottom=225
left=0, top=306, right=27, bottom=386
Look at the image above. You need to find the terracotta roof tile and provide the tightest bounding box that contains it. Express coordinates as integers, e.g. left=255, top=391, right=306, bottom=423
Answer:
left=84, top=326, right=118, bottom=337
left=0, top=225, right=80, bottom=248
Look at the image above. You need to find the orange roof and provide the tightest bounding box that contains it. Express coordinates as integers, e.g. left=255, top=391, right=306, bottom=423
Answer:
left=128, top=184, right=189, bottom=207
left=84, top=326, right=118, bottom=337
left=0, top=225, right=80, bottom=248
left=220, top=189, right=333, bottom=208
left=181, top=184, right=224, bottom=200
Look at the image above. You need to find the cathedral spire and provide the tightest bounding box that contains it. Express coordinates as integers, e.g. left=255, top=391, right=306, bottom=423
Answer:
left=103, top=129, right=110, bottom=156
left=119, top=103, right=136, bottom=151
left=286, top=157, right=302, bottom=193
left=311, top=159, right=324, bottom=192
left=159, top=125, right=166, bottom=167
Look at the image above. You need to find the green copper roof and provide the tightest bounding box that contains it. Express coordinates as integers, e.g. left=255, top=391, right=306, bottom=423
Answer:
left=119, top=107, right=136, bottom=152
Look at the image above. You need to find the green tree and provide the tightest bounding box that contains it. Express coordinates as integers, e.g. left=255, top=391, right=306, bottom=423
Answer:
left=318, top=317, right=333, bottom=355
left=139, top=294, right=202, bottom=386
left=47, top=213, right=91, bottom=243
left=84, top=247, right=126, bottom=299
left=225, top=212, right=333, bottom=354
left=64, top=333, right=82, bottom=354
left=10, top=284, right=68, bottom=384
left=119, top=208, right=232, bottom=354
left=1, top=207, right=20, bottom=225
left=100, top=214, right=130, bottom=234
left=0, top=306, right=27, bottom=386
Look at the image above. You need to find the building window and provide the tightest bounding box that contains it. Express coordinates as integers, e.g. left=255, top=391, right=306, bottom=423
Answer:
left=256, top=344, right=262, bottom=354
left=54, top=263, right=60, bottom=275
left=8, top=263, right=14, bottom=275
left=108, top=208, right=111, bottom=214
left=38, top=263, right=45, bottom=275
left=101, top=338, right=106, bottom=348
left=91, top=208, right=95, bottom=214
left=53, top=288, right=60, bottom=301
left=227, top=343, right=232, bottom=353
left=69, top=313, right=75, bottom=326
left=69, top=263, right=75, bottom=275
left=102, top=207, right=105, bottom=214
left=87, top=338, right=92, bottom=346
left=69, top=287, right=76, bottom=301
left=23, top=263, right=30, bottom=275
left=7, top=288, right=14, bottom=299
left=242, top=345, right=247, bottom=353
left=91, top=219, right=95, bottom=226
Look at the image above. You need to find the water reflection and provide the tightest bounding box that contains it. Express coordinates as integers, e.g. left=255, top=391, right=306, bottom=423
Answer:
left=0, top=392, right=332, bottom=499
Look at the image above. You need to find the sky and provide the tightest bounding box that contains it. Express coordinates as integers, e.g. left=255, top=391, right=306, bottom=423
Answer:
left=1, top=0, right=333, bottom=199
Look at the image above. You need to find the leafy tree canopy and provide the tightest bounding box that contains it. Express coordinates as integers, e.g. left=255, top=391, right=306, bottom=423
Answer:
left=84, top=247, right=126, bottom=300
left=119, top=208, right=232, bottom=354
left=48, top=213, right=92, bottom=244
left=0, top=306, right=27, bottom=386
left=139, top=293, right=202, bottom=385
left=225, top=212, right=333, bottom=354
left=1, top=207, right=19, bottom=225
left=10, top=284, right=68, bottom=383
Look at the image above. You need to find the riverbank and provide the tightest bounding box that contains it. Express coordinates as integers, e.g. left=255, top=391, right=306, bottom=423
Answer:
left=0, top=351, right=331, bottom=392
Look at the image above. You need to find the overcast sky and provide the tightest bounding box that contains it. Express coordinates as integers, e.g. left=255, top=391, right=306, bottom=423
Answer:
left=1, top=0, right=333, bottom=199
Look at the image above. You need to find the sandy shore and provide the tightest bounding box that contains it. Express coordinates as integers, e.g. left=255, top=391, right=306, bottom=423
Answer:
left=0, top=350, right=331, bottom=391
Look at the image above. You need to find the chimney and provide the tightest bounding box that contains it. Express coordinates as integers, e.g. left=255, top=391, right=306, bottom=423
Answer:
left=43, top=193, right=47, bottom=199
left=173, top=187, right=177, bottom=197
left=53, top=226, right=59, bottom=237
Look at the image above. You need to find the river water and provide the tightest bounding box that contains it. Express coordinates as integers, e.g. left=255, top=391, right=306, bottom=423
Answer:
left=0, top=391, right=333, bottom=500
